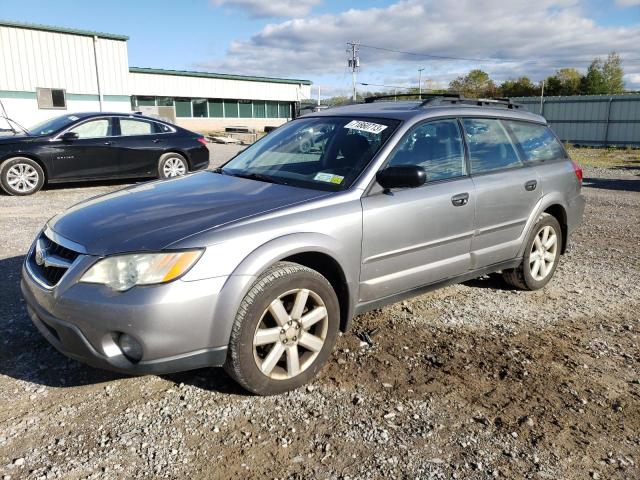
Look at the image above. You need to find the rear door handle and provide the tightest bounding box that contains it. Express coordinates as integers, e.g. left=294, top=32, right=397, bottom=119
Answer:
left=451, top=192, right=469, bottom=207
left=525, top=180, right=537, bottom=191
left=152, top=139, right=163, bottom=143
left=103, top=141, right=113, bottom=146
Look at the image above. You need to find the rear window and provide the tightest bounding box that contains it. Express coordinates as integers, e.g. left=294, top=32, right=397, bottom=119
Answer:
left=506, top=121, right=565, bottom=162
left=461, top=118, right=522, bottom=174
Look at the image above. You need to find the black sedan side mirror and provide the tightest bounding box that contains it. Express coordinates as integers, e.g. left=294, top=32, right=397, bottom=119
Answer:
left=61, top=131, right=79, bottom=141
left=376, top=165, right=427, bottom=190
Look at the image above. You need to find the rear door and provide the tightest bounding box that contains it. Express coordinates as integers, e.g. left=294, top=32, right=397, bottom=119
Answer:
left=115, top=117, right=166, bottom=177
left=52, top=117, right=120, bottom=179
left=360, top=118, right=475, bottom=303
left=462, top=117, right=542, bottom=268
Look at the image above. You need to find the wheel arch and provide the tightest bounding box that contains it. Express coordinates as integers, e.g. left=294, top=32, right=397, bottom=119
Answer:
left=161, top=149, right=192, bottom=169
left=518, top=194, right=570, bottom=258
left=543, top=203, right=568, bottom=254
left=0, top=153, right=49, bottom=181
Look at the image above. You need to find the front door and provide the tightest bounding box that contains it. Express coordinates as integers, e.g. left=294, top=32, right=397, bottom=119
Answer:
left=460, top=117, right=543, bottom=267
left=359, top=118, right=475, bottom=304
left=52, top=117, right=120, bottom=179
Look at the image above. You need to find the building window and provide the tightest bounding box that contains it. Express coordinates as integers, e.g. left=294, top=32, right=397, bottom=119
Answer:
left=192, top=99, right=208, bottom=117
left=266, top=101, right=279, bottom=118
left=278, top=102, right=291, bottom=119
left=224, top=100, right=239, bottom=118
left=134, top=96, right=156, bottom=107
left=239, top=100, right=252, bottom=118
left=175, top=98, right=192, bottom=117
left=157, top=97, right=174, bottom=107
left=36, top=88, right=66, bottom=109
left=208, top=99, right=224, bottom=117
left=253, top=101, right=266, bottom=118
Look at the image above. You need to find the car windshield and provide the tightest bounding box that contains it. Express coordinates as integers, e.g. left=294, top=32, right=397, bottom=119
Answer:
left=221, top=116, right=400, bottom=191
left=28, top=115, right=82, bottom=136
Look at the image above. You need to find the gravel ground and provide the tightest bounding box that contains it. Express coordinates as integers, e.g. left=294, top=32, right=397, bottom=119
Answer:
left=0, top=146, right=638, bottom=479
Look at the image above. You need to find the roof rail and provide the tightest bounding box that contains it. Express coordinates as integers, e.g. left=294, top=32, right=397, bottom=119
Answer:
left=471, top=98, right=522, bottom=109
left=364, top=93, right=460, bottom=103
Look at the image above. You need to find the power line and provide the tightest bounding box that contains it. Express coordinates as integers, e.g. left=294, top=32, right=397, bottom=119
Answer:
left=358, top=43, right=640, bottom=66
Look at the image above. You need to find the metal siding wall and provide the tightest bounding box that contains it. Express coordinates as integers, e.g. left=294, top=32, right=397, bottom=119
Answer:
left=512, top=94, right=640, bottom=146
left=0, top=25, right=128, bottom=95
left=129, top=72, right=309, bottom=102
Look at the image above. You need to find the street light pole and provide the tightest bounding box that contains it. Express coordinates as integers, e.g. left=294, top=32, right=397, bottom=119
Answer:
left=418, top=67, right=425, bottom=96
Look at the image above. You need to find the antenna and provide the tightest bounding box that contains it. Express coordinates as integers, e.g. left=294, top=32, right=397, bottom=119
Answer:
left=347, top=42, right=360, bottom=102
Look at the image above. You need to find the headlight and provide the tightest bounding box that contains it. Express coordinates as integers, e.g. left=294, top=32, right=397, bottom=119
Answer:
left=80, top=251, right=203, bottom=291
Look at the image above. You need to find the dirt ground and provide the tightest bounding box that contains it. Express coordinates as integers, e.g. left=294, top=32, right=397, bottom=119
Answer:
left=0, top=146, right=638, bottom=479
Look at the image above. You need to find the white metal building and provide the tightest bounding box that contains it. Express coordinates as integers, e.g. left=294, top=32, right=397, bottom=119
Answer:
left=0, top=20, right=312, bottom=132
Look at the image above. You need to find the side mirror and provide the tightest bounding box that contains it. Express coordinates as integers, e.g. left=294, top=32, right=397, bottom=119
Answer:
left=61, top=131, right=79, bottom=141
left=376, top=165, right=427, bottom=190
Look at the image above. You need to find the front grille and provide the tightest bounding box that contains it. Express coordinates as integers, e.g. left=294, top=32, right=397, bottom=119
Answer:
left=28, top=233, right=80, bottom=287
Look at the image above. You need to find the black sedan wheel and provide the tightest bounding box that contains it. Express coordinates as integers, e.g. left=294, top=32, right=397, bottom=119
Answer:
left=158, top=153, right=188, bottom=179
left=0, top=157, right=45, bottom=196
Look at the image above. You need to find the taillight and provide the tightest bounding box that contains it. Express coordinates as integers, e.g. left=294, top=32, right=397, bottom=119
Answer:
left=571, top=160, right=583, bottom=184
left=197, top=137, right=207, bottom=146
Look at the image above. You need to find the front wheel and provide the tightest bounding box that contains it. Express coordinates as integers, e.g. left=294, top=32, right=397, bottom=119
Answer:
left=225, top=262, right=340, bottom=395
left=158, top=153, right=188, bottom=179
left=503, top=213, right=562, bottom=290
left=0, top=157, right=45, bottom=196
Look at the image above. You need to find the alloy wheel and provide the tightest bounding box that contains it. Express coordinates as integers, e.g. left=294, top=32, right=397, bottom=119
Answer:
left=163, top=157, right=187, bottom=177
left=529, top=225, right=558, bottom=281
left=6, top=163, right=39, bottom=193
left=253, top=288, right=329, bottom=380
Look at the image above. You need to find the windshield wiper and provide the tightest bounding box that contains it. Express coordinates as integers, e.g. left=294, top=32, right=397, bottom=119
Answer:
left=223, top=170, right=290, bottom=186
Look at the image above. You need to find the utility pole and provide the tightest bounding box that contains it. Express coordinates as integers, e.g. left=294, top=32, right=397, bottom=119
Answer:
left=418, top=67, right=425, bottom=96
left=347, top=42, right=360, bottom=102
left=539, top=79, right=545, bottom=115
left=317, top=86, right=321, bottom=106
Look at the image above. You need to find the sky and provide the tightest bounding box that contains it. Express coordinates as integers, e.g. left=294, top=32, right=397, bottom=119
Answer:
left=1, top=0, right=639, bottom=98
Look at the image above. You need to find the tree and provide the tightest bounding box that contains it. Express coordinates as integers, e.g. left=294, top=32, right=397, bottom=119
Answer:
left=449, top=69, right=498, bottom=98
left=556, top=68, right=582, bottom=95
left=500, top=76, right=538, bottom=97
left=602, top=52, right=624, bottom=94
left=581, top=58, right=608, bottom=94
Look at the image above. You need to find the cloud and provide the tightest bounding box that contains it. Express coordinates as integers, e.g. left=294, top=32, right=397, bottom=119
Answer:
left=615, top=0, right=640, bottom=6
left=211, top=0, right=321, bottom=18
left=198, top=0, right=640, bottom=90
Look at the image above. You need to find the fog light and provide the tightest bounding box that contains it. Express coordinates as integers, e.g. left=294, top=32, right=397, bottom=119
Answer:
left=118, top=333, right=143, bottom=362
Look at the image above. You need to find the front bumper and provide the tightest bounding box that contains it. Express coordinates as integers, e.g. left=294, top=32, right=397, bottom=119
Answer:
left=21, top=261, right=229, bottom=375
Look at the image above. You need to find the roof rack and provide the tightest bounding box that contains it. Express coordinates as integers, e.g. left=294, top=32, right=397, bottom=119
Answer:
left=364, top=93, right=460, bottom=103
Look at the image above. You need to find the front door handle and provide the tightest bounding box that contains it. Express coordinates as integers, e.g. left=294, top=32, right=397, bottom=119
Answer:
left=525, top=180, right=537, bottom=191
left=152, top=139, right=163, bottom=143
left=103, top=141, right=113, bottom=146
left=451, top=192, right=469, bottom=207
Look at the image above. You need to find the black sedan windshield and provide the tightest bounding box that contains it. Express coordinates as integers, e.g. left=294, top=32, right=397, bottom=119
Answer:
left=222, top=116, right=399, bottom=190
left=28, top=115, right=82, bottom=136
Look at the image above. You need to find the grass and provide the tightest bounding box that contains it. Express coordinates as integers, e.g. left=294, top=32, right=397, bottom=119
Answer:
left=567, top=146, right=640, bottom=169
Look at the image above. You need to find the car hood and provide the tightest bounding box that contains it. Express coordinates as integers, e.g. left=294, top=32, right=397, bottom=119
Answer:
left=48, top=172, right=330, bottom=255
left=0, top=133, right=33, bottom=145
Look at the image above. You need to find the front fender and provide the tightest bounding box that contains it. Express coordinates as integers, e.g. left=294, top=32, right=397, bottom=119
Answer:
left=205, top=232, right=357, bottom=348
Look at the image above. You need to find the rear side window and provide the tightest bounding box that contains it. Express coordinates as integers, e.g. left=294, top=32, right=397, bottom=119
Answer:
left=120, top=119, right=154, bottom=136
left=387, top=119, right=466, bottom=181
left=462, top=118, right=522, bottom=174
left=506, top=121, right=565, bottom=162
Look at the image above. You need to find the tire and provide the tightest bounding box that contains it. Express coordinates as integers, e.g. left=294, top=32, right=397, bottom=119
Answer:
left=503, top=213, right=562, bottom=290
left=158, top=152, right=188, bottom=179
left=225, top=261, right=340, bottom=395
left=0, top=157, right=45, bottom=196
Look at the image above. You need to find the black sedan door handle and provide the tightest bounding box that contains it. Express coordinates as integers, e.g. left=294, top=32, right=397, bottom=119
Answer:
left=152, top=139, right=163, bottom=143
left=103, top=141, right=113, bottom=146
left=525, top=180, right=537, bottom=191
left=451, top=192, right=469, bottom=207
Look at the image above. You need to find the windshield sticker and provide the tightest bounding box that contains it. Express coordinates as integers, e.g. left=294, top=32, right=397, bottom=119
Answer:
left=314, top=172, right=344, bottom=184
left=344, top=120, right=388, bottom=134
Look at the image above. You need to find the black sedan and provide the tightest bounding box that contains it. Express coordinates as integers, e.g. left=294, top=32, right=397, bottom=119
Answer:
left=0, top=112, right=210, bottom=195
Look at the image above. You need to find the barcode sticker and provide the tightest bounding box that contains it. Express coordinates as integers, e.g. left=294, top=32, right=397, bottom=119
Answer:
left=344, top=120, right=388, bottom=134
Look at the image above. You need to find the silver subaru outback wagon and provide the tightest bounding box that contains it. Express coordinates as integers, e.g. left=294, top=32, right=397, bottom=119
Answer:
left=21, top=96, right=585, bottom=395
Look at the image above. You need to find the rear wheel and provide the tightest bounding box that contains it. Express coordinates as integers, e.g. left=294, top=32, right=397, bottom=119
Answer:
left=158, top=153, right=188, bottom=179
left=0, top=157, right=45, bottom=196
left=225, top=261, right=340, bottom=395
left=503, top=213, right=562, bottom=290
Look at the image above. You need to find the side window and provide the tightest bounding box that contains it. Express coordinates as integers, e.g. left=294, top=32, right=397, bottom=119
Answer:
left=462, top=118, right=522, bottom=174
left=387, top=119, right=466, bottom=181
left=69, top=119, right=110, bottom=138
left=154, top=122, right=173, bottom=133
left=506, top=121, right=565, bottom=162
left=120, top=119, right=154, bottom=136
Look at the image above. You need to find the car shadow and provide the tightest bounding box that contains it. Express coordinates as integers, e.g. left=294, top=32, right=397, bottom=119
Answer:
left=462, top=272, right=514, bottom=291
left=582, top=177, right=640, bottom=192
left=0, top=254, right=246, bottom=395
